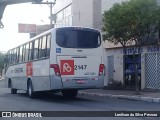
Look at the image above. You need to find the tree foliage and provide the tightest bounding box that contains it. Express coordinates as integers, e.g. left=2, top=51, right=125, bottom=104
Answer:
left=103, top=0, right=160, bottom=47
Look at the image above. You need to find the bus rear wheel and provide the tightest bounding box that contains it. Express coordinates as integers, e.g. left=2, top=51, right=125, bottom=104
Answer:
left=27, top=80, right=35, bottom=98
left=62, top=89, right=78, bottom=98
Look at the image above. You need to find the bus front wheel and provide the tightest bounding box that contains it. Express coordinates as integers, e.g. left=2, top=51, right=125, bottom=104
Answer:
left=62, top=89, right=78, bottom=98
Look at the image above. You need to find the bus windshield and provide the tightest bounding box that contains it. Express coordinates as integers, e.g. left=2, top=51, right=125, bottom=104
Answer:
left=56, top=28, right=101, bottom=48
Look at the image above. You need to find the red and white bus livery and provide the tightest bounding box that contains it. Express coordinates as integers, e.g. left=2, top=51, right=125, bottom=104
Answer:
left=4, top=27, right=105, bottom=98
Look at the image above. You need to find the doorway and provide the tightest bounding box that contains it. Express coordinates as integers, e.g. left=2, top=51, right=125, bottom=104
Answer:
left=124, top=55, right=141, bottom=89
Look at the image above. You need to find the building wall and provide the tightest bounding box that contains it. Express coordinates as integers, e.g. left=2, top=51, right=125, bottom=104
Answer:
left=104, top=48, right=124, bottom=86
left=53, top=0, right=72, bottom=13
left=53, top=0, right=72, bottom=27
left=105, top=45, right=160, bottom=89
left=53, top=0, right=126, bottom=30
left=93, top=0, right=102, bottom=30
left=72, top=0, right=93, bottom=28
left=53, top=0, right=102, bottom=30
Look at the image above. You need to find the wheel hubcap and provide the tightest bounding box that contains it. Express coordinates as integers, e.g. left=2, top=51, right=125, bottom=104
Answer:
left=29, top=85, right=32, bottom=96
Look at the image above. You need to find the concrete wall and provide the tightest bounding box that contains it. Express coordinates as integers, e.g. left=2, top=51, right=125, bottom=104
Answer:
left=53, top=0, right=102, bottom=30
left=104, top=48, right=124, bottom=86
left=93, top=0, right=102, bottom=30
left=105, top=45, right=160, bottom=89
left=53, top=0, right=126, bottom=30
left=52, top=0, right=130, bottom=30
left=72, top=0, right=93, bottom=28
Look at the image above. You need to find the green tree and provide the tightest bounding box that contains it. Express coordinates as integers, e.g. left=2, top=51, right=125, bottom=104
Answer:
left=0, top=52, right=5, bottom=76
left=103, top=0, right=160, bottom=93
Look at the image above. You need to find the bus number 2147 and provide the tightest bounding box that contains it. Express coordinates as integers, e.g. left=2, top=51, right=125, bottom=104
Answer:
left=74, top=65, right=87, bottom=70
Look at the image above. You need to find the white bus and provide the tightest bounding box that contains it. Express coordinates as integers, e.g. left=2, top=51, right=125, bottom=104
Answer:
left=4, top=27, right=104, bottom=98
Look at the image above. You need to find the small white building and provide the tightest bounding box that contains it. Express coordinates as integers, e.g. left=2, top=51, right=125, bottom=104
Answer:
left=104, top=38, right=160, bottom=90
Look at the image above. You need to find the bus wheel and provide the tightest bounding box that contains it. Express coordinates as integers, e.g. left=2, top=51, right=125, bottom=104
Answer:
left=10, top=81, right=17, bottom=94
left=62, top=89, right=78, bottom=98
left=27, top=80, right=35, bottom=98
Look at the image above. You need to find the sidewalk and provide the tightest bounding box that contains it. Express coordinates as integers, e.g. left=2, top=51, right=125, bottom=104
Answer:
left=78, top=88, right=160, bottom=103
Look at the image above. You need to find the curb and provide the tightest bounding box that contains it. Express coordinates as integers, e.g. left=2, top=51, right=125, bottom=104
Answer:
left=78, top=92, right=160, bottom=103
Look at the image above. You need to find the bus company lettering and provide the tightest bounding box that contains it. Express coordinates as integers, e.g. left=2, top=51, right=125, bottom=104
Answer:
left=60, top=60, right=74, bottom=75
left=14, top=68, right=23, bottom=73
left=26, top=62, right=33, bottom=76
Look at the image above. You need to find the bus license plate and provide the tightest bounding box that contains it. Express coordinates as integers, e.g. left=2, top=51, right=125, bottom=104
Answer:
left=76, top=80, right=85, bottom=84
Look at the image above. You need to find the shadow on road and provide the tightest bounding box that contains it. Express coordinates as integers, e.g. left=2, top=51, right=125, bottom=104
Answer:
left=16, top=91, right=96, bottom=103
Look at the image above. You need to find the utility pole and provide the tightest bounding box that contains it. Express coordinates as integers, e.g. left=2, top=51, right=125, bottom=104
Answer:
left=33, top=1, right=56, bottom=27
left=49, top=2, right=54, bottom=25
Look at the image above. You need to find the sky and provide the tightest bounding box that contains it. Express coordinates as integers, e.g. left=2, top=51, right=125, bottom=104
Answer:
left=0, top=0, right=126, bottom=52
left=0, top=2, right=51, bottom=52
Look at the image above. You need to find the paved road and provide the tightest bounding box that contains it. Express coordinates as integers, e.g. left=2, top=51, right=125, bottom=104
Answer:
left=0, top=80, right=160, bottom=120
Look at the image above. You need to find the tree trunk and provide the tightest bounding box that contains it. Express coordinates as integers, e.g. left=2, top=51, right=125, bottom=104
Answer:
left=133, top=47, right=140, bottom=94
left=123, top=46, right=127, bottom=87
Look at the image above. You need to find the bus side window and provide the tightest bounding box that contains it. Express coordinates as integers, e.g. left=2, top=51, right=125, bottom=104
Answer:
left=15, top=49, right=17, bottom=64
left=23, top=45, right=26, bottom=62
left=12, top=49, right=17, bottom=65
left=16, top=47, right=20, bottom=64
left=38, top=37, right=42, bottom=59
left=34, top=39, right=39, bottom=60
left=25, top=44, right=29, bottom=62
left=19, top=46, right=23, bottom=63
left=40, top=36, right=47, bottom=58
left=9, top=51, right=12, bottom=65
left=28, top=42, right=33, bottom=61
left=5, top=54, right=9, bottom=68
left=10, top=51, right=13, bottom=65
left=46, top=34, right=51, bottom=57
left=11, top=50, right=14, bottom=64
left=11, top=50, right=14, bottom=65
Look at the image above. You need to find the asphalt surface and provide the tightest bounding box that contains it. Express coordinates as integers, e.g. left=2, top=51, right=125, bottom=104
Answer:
left=1, top=88, right=160, bottom=111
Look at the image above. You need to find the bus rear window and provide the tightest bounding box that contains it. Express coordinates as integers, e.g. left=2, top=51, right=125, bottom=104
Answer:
left=56, top=28, right=101, bottom=48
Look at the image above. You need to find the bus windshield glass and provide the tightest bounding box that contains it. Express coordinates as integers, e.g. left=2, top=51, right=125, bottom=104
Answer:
left=56, top=28, right=101, bottom=48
